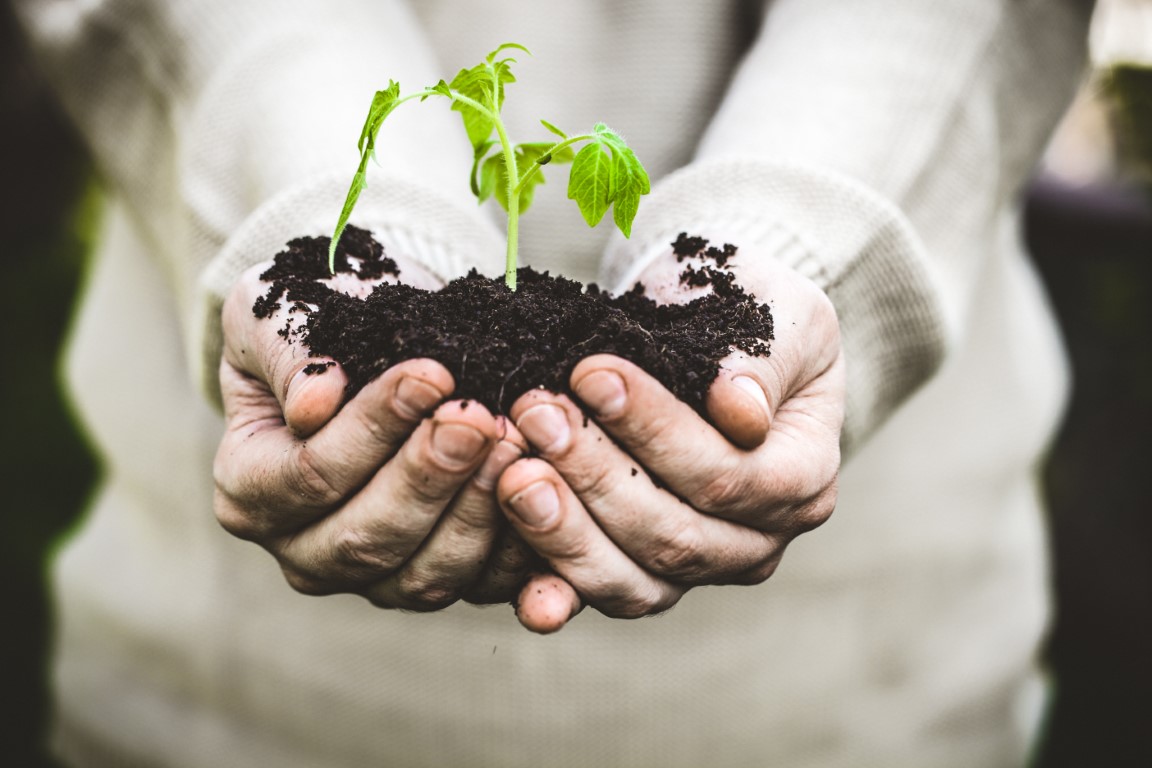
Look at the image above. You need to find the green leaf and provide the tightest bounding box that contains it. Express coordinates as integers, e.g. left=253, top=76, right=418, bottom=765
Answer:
left=479, top=153, right=502, bottom=204
left=357, top=81, right=402, bottom=156
left=448, top=63, right=499, bottom=149
left=331, top=82, right=402, bottom=269
left=534, top=141, right=574, bottom=165
left=567, top=143, right=613, bottom=227
left=540, top=119, right=568, bottom=139
left=447, top=44, right=526, bottom=151
left=511, top=144, right=557, bottom=213
left=425, top=79, right=453, bottom=101
left=593, top=123, right=650, bottom=237
left=609, top=144, right=649, bottom=236
left=482, top=143, right=556, bottom=214
left=469, top=140, right=497, bottom=198
left=487, top=42, right=531, bottom=61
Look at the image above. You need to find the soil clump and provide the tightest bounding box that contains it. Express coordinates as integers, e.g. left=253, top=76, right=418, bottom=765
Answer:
left=253, top=226, right=774, bottom=414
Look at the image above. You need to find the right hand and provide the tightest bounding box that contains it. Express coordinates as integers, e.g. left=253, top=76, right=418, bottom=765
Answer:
left=212, top=260, right=531, bottom=611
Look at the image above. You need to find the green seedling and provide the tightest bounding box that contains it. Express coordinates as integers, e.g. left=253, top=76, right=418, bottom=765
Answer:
left=329, top=43, right=650, bottom=290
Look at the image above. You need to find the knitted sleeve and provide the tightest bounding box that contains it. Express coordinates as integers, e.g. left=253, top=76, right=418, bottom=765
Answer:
left=13, top=0, right=503, bottom=407
left=602, top=0, right=1091, bottom=455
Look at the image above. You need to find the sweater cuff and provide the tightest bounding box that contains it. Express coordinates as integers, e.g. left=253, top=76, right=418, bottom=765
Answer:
left=193, top=171, right=505, bottom=409
left=602, top=157, right=952, bottom=456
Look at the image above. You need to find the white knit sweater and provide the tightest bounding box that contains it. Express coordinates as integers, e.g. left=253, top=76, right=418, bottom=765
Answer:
left=17, top=1, right=1089, bottom=765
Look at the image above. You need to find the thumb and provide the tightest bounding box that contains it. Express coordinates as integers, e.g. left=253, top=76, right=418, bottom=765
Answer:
left=282, top=362, right=348, bottom=436
left=706, top=363, right=774, bottom=450
left=221, top=262, right=347, bottom=437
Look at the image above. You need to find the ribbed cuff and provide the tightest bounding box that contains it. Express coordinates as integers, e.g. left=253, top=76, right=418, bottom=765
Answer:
left=602, top=157, right=952, bottom=455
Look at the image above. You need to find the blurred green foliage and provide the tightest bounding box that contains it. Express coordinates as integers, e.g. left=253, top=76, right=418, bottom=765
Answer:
left=1, top=6, right=99, bottom=766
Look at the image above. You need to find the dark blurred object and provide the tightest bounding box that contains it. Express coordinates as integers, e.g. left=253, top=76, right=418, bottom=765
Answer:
left=1, top=4, right=98, bottom=768
left=1103, top=64, right=1152, bottom=186
left=1025, top=174, right=1152, bottom=768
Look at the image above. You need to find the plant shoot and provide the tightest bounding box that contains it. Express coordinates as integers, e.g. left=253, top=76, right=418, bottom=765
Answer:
left=329, top=43, right=651, bottom=290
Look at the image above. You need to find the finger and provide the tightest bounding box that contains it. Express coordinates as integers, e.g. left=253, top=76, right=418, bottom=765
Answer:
left=510, top=390, right=783, bottom=584
left=221, top=263, right=345, bottom=436
left=516, top=572, right=583, bottom=634
left=271, top=400, right=498, bottom=598
left=214, top=358, right=453, bottom=540
left=570, top=355, right=837, bottom=523
left=283, top=362, right=349, bottom=436
left=366, top=416, right=527, bottom=610
left=706, top=362, right=773, bottom=449
left=498, top=458, right=684, bottom=618
left=462, top=529, right=538, bottom=605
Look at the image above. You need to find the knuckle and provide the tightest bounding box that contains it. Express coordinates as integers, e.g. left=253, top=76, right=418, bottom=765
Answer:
left=353, top=404, right=404, bottom=450
left=392, top=570, right=462, bottom=611
left=544, top=527, right=595, bottom=563
left=800, top=501, right=834, bottom=532
left=331, top=525, right=403, bottom=574
left=563, top=456, right=617, bottom=507
left=615, top=406, right=676, bottom=448
left=731, top=550, right=783, bottom=586
left=402, top=467, right=457, bottom=508
left=213, top=492, right=263, bottom=542
left=788, top=483, right=839, bottom=533
left=287, top=445, right=344, bottom=507
left=280, top=565, right=334, bottom=597
left=647, top=519, right=708, bottom=580
left=600, top=583, right=673, bottom=620
left=695, top=468, right=749, bottom=515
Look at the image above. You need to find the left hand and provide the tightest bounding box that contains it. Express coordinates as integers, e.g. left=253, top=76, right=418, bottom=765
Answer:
left=497, top=244, right=846, bottom=632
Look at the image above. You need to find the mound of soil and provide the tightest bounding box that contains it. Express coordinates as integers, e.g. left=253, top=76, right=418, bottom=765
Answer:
left=253, top=226, right=773, bottom=414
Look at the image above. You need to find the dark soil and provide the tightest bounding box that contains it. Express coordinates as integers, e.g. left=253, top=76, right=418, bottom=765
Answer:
left=253, top=226, right=773, bottom=414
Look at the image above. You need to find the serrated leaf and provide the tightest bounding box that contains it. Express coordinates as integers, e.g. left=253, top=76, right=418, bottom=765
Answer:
left=609, top=144, right=649, bottom=236
left=426, top=79, right=453, bottom=101
left=448, top=64, right=498, bottom=149
left=567, top=143, right=613, bottom=227
left=590, top=123, right=650, bottom=237
left=612, top=179, right=642, bottom=236
left=447, top=47, right=523, bottom=151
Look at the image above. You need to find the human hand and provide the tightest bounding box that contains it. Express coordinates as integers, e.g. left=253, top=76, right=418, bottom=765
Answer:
left=213, top=259, right=531, bottom=610
left=499, top=243, right=845, bottom=632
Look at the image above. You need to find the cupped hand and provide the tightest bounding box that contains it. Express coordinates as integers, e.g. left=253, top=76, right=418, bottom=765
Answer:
left=213, top=260, right=529, bottom=611
left=500, top=245, right=846, bottom=632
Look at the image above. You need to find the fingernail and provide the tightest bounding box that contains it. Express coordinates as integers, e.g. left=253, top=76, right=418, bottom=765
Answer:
left=516, top=404, right=571, bottom=453
left=285, top=368, right=312, bottom=406
left=473, top=440, right=524, bottom=491
left=573, top=370, right=627, bottom=416
left=396, top=376, right=444, bottom=419
left=431, top=422, right=488, bottom=469
left=732, top=375, right=769, bottom=415
left=507, top=481, right=560, bottom=528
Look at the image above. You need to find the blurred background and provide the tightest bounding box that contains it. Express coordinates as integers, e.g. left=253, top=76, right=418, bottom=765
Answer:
left=2, top=1, right=1149, bottom=766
